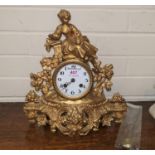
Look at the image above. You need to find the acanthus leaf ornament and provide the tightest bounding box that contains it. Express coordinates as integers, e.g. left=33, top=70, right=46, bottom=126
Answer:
left=24, top=9, right=127, bottom=136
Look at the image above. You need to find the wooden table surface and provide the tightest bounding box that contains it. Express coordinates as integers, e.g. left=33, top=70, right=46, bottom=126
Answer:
left=0, top=102, right=155, bottom=150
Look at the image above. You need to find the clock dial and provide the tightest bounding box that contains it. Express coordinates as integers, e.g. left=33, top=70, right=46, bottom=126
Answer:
left=53, top=61, right=92, bottom=100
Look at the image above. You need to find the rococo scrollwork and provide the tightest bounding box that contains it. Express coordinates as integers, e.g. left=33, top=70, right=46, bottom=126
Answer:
left=24, top=9, right=127, bottom=136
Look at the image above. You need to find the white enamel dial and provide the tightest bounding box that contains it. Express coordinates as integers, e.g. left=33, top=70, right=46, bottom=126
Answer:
left=53, top=61, right=92, bottom=100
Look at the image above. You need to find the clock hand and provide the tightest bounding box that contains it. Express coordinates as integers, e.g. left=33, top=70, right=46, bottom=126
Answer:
left=64, top=82, right=71, bottom=87
left=62, top=78, right=76, bottom=89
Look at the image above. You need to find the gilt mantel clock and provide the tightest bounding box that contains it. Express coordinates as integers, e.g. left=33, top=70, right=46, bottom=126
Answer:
left=24, top=9, right=127, bottom=136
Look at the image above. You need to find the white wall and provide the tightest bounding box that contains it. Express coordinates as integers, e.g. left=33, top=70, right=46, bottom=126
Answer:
left=0, top=5, right=155, bottom=102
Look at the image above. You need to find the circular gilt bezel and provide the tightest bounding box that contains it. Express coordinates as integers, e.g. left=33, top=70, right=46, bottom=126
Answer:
left=52, top=59, right=93, bottom=100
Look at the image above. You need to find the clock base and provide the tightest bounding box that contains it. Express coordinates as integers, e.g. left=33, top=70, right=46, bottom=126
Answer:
left=24, top=93, right=127, bottom=136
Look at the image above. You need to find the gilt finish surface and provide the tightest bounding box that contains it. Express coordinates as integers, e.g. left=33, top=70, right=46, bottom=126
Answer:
left=24, top=9, right=127, bottom=136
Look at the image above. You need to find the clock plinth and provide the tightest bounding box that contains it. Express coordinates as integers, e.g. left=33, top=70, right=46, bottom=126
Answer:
left=24, top=93, right=126, bottom=136
left=44, top=93, right=106, bottom=105
left=24, top=9, right=127, bottom=136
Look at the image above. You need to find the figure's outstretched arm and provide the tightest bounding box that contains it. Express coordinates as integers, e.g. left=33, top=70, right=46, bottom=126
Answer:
left=48, top=25, right=62, bottom=40
left=45, top=25, right=62, bottom=52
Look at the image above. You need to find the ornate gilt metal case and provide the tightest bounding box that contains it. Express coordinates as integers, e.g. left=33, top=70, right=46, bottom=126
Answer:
left=24, top=9, right=127, bottom=136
